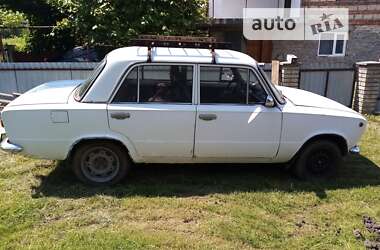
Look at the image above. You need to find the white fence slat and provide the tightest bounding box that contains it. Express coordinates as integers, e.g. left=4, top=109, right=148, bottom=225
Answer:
left=0, top=63, right=96, bottom=94
left=0, top=71, right=18, bottom=93
left=15, top=70, right=72, bottom=93
left=71, top=70, right=92, bottom=80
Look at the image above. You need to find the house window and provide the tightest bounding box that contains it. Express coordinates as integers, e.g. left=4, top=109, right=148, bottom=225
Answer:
left=318, top=33, right=347, bottom=57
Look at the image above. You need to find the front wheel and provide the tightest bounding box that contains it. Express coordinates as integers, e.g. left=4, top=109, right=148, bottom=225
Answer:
left=72, top=141, right=131, bottom=185
left=292, top=140, right=343, bottom=180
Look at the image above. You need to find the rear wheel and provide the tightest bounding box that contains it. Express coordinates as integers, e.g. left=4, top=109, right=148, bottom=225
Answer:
left=72, top=141, right=131, bottom=185
left=292, top=140, right=343, bottom=180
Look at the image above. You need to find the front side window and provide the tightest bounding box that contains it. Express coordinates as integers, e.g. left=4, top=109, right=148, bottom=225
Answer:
left=257, top=66, right=285, bottom=104
left=113, top=65, right=193, bottom=103
left=318, top=33, right=346, bottom=56
left=248, top=70, right=267, bottom=104
left=200, top=66, right=267, bottom=104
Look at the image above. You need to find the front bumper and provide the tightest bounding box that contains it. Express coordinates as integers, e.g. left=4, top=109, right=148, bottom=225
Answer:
left=0, top=138, right=23, bottom=153
left=0, top=126, right=4, bottom=139
left=0, top=127, right=23, bottom=153
left=349, top=145, right=360, bottom=154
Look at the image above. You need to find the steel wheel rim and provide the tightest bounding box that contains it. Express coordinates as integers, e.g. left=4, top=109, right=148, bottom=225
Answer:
left=80, top=146, right=120, bottom=183
left=307, top=150, right=332, bottom=174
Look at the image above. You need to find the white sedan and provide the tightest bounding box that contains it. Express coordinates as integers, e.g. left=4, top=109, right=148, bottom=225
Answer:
left=0, top=46, right=367, bottom=185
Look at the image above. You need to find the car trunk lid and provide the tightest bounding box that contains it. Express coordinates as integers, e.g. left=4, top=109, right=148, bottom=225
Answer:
left=7, top=80, right=83, bottom=106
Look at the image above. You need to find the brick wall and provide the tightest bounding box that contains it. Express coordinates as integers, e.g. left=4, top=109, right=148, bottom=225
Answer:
left=209, top=0, right=380, bottom=67
left=353, top=61, right=380, bottom=114
left=273, top=0, right=380, bottom=68
left=303, top=0, right=380, bottom=25
left=272, top=25, right=380, bottom=68
left=280, top=62, right=300, bottom=88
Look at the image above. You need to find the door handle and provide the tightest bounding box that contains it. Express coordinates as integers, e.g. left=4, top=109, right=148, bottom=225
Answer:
left=199, top=114, right=217, bottom=121
left=111, top=112, right=130, bottom=120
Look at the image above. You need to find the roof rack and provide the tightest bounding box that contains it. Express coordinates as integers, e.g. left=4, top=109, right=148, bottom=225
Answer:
left=131, top=35, right=231, bottom=64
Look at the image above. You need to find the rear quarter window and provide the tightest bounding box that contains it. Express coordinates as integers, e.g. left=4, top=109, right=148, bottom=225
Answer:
left=74, top=59, right=106, bottom=101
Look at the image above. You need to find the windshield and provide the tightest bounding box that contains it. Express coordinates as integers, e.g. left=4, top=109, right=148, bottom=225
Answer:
left=74, top=59, right=106, bottom=101
left=258, top=66, right=286, bottom=104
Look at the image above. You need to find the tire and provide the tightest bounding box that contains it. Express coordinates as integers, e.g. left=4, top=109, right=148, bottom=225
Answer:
left=72, top=141, right=131, bottom=185
left=292, top=140, right=342, bottom=180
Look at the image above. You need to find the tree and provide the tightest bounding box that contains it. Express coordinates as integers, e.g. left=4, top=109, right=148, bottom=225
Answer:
left=0, top=0, right=207, bottom=55
left=0, top=8, right=30, bottom=52
left=0, top=0, right=75, bottom=53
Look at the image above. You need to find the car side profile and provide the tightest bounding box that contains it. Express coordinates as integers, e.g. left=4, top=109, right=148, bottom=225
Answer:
left=0, top=43, right=367, bottom=185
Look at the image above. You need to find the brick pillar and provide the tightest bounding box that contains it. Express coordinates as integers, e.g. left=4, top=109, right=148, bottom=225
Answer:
left=279, top=55, right=300, bottom=88
left=353, top=61, right=380, bottom=114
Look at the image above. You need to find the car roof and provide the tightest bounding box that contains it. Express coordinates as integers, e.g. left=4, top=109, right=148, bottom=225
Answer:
left=106, top=46, right=258, bottom=66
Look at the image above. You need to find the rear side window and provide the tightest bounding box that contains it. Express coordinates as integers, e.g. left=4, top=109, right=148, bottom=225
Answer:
left=200, top=66, right=267, bottom=104
left=113, top=65, right=193, bottom=103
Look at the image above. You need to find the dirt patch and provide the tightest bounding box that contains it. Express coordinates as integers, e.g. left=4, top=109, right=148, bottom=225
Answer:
left=354, top=216, right=380, bottom=250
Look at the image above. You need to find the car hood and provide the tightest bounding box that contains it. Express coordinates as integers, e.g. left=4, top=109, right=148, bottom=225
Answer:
left=7, top=80, right=83, bottom=106
left=277, top=86, right=356, bottom=113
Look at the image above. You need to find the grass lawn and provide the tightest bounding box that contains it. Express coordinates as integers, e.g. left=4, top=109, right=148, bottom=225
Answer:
left=0, top=116, right=379, bottom=249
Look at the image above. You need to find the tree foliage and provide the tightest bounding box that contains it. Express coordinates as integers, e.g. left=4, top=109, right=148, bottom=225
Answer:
left=0, top=8, right=30, bottom=51
left=0, top=0, right=207, bottom=54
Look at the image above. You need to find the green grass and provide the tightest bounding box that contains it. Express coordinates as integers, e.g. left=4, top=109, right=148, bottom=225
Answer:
left=0, top=116, right=379, bottom=249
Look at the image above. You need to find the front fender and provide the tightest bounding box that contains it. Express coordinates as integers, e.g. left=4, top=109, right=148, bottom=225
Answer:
left=275, top=106, right=366, bottom=163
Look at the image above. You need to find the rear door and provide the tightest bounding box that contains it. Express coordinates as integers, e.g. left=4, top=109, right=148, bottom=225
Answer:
left=194, top=65, right=282, bottom=159
left=108, top=64, right=196, bottom=159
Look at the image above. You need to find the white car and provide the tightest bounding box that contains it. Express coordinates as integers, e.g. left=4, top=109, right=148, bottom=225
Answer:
left=0, top=46, right=367, bottom=185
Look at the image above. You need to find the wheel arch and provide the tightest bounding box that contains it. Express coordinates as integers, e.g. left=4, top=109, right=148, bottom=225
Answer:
left=66, top=136, right=138, bottom=162
left=294, top=133, right=349, bottom=160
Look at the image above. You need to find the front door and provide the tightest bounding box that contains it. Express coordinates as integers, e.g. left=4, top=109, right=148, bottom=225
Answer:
left=108, top=64, right=196, bottom=159
left=194, top=65, right=282, bottom=159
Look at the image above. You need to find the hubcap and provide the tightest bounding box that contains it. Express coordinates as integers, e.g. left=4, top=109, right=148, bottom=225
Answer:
left=81, top=146, right=120, bottom=183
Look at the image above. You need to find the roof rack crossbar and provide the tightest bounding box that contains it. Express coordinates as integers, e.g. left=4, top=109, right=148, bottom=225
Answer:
left=131, top=35, right=230, bottom=63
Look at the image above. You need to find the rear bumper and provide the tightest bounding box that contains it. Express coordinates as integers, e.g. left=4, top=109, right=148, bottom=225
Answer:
left=349, top=145, right=360, bottom=154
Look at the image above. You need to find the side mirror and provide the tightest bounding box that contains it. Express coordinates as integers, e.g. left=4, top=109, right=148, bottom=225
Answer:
left=265, top=95, right=275, bottom=108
